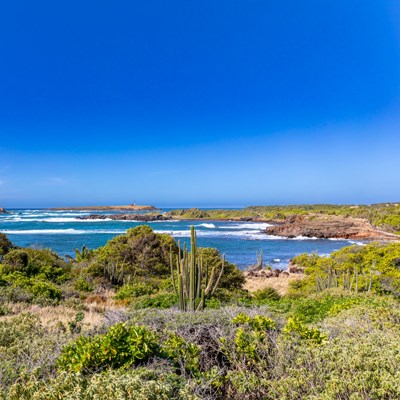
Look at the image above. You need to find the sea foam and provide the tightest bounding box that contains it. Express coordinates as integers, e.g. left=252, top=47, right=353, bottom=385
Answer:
left=0, top=229, right=126, bottom=235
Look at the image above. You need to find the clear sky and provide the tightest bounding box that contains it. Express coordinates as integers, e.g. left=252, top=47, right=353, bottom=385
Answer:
left=1, top=0, right=400, bottom=208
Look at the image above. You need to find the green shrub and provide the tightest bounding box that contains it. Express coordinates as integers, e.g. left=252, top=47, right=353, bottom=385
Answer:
left=115, top=282, right=156, bottom=300
left=6, top=368, right=196, bottom=400
left=131, top=293, right=178, bottom=309
left=2, top=248, right=70, bottom=283
left=0, top=313, right=71, bottom=388
left=74, top=276, right=93, bottom=292
left=291, top=242, right=400, bottom=295
left=58, top=323, right=159, bottom=373
left=253, top=287, right=281, bottom=302
left=222, top=314, right=277, bottom=365
left=161, top=333, right=200, bottom=374
left=232, top=313, right=276, bottom=331
left=2, top=250, right=29, bottom=273
left=30, top=281, right=62, bottom=300
left=0, top=233, right=13, bottom=257
left=87, top=225, right=178, bottom=285
left=282, top=317, right=327, bottom=344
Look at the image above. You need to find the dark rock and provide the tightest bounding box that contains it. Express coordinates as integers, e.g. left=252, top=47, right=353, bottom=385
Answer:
left=79, top=213, right=171, bottom=222
left=288, top=264, right=305, bottom=274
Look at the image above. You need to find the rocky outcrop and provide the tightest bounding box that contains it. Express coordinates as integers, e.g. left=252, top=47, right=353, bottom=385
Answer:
left=244, top=268, right=284, bottom=279
left=0, top=208, right=8, bottom=214
left=265, top=214, right=400, bottom=240
left=79, top=213, right=171, bottom=221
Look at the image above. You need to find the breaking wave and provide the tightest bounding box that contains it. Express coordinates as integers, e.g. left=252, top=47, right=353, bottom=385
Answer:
left=0, top=229, right=126, bottom=235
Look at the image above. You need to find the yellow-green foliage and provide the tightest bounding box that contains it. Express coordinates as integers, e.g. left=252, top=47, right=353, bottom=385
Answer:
left=58, top=323, right=159, bottom=373
left=161, top=333, right=200, bottom=374
left=5, top=369, right=198, bottom=400
left=282, top=317, right=327, bottom=344
left=115, top=282, right=156, bottom=300
left=291, top=242, right=400, bottom=295
left=222, top=313, right=276, bottom=365
left=0, top=248, right=70, bottom=301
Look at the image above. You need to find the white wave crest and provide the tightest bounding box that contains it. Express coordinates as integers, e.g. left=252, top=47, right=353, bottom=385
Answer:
left=1, top=217, right=114, bottom=223
left=348, top=240, right=367, bottom=246
left=155, top=229, right=275, bottom=240
left=220, top=222, right=272, bottom=230
left=196, top=223, right=216, bottom=229
left=0, top=229, right=126, bottom=235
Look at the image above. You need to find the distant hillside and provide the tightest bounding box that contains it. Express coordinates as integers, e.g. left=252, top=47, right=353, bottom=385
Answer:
left=166, top=203, right=400, bottom=235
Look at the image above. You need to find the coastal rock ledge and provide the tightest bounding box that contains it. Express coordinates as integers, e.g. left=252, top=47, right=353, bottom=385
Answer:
left=79, top=213, right=171, bottom=221
left=0, top=208, right=7, bottom=214
left=265, top=214, right=400, bottom=241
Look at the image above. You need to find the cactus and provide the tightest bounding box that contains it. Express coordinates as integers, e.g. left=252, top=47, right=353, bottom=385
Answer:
left=171, top=226, right=224, bottom=311
left=256, top=249, right=263, bottom=269
left=315, top=268, right=338, bottom=292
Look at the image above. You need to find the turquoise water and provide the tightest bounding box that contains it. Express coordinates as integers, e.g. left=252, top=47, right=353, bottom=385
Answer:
left=0, top=209, right=363, bottom=269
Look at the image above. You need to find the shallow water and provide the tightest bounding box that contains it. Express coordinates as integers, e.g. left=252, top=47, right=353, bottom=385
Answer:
left=0, top=209, right=363, bottom=269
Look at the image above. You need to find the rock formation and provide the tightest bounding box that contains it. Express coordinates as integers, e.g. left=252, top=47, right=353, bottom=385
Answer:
left=79, top=213, right=171, bottom=221
left=0, top=208, right=8, bottom=214
left=265, top=214, right=400, bottom=240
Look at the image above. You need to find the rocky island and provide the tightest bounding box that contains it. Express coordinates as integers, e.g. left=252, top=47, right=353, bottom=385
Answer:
left=79, top=213, right=170, bottom=221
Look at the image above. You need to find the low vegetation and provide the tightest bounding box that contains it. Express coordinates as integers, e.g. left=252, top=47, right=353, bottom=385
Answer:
left=0, top=228, right=400, bottom=399
left=167, top=202, right=400, bottom=234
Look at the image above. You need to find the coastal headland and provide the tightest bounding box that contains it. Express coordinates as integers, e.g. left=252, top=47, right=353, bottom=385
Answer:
left=164, top=204, right=400, bottom=241
left=265, top=214, right=400, bottom=241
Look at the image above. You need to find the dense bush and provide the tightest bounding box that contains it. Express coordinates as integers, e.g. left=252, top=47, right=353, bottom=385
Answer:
left=131, top=293, right=178, bottom=309
left=0, top=313, right=71, bottom=388
left=291, top=242, right=400, bottom=295
left=253, top=287, right=281, bottom=301
left=1, top=248, right=70, bottom=282
left=58, top=323, right=159, bottom=373
left=0, top=233, right=13, bottom=257
left=6, top=368, right=197, bottom=400
left=115, top=282, right=157, bottom=300
left=87, top=225, right=178, bottom=284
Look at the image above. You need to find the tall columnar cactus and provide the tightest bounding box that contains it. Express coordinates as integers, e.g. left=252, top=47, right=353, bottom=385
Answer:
left=256, top=249, right=263, bottom=269
left=170, top=226, right=224, bottom=311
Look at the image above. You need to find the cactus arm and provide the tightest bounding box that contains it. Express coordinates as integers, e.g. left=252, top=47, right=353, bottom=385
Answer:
left=210, top=256, right=225, bottom=297
left=170, top=245, right=177, bottom=295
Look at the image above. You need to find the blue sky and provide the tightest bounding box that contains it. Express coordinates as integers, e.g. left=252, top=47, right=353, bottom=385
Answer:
left=0, top=0, right=400, bottom=207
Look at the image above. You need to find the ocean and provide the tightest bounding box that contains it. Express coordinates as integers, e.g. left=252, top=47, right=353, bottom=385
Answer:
left=0, top=209, right=363, bottom=270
